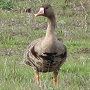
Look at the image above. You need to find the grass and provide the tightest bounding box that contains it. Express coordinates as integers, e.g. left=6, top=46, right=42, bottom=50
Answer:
left=0, top=0, right=90, bottom=90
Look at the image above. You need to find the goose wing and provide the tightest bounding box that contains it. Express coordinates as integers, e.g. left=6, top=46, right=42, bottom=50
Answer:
left=24, top=38, right=44, bottom=66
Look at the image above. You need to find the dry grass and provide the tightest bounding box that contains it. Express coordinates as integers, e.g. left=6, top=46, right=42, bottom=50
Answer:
left=0, top=0, right=90, bottom=90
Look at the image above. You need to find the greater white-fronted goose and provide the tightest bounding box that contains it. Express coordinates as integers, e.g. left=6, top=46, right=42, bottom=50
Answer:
left=24, top=4, right=67, bottom=85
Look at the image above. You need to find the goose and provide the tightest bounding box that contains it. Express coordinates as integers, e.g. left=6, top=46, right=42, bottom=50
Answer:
left=23, top=4, right=67, bottom=85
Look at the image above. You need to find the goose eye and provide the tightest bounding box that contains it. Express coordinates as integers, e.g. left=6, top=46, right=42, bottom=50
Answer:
left=45, top=7, right=48, bottom=9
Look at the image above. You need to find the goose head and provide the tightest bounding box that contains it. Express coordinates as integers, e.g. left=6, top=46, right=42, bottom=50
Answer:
left=35, top=4, right=55, bottom=18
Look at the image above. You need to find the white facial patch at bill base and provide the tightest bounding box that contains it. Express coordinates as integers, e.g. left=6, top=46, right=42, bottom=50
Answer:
left=35, top=7, right=44, bottom=16
left=39, top=7, right=44, bottom=14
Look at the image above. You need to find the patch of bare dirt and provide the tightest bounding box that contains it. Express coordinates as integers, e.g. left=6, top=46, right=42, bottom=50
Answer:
left=0, top=48, right=24, bottom=56
left=11, top=8, right=30, bottom=13
left=0, top=30, right=29, bottom=36
left=30, top=22, right=47, bottom=30
left=77, top=48, right=90, bottom=54
left=7, top=30, right=29, bottom=36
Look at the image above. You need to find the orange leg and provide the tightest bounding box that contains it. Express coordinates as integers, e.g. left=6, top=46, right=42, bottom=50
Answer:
left=53, top=70, right=58, bottom=86
left=53, top=76, right=58, bottom=85
left=35, top=73, right=39, bottom=84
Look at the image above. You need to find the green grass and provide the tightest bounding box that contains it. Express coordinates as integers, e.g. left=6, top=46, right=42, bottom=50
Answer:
left=0, top=0, right=90, bottom=90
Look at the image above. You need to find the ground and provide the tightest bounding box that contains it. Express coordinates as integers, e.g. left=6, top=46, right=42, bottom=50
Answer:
left=0, top=0, right=90, bottom=90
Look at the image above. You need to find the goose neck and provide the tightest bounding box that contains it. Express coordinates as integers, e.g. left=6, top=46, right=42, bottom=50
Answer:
left=46, top=16, right=56, bottom=37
